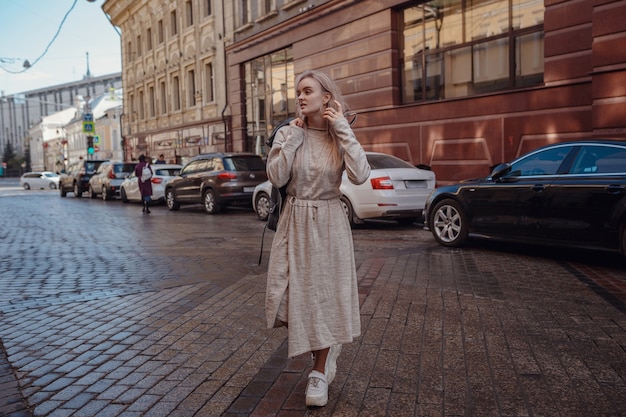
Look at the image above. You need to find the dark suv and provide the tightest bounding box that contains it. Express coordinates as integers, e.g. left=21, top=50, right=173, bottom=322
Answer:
left=60, top=159, right=109, bottom=198
left=165, top=152, right=267, bottom=214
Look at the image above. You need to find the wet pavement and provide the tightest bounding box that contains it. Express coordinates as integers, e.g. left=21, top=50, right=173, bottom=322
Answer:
left=0, top=178, right=625, bottom=416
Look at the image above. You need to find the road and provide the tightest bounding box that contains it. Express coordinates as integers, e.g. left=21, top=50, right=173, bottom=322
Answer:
left=1, top=181, right=625, bottom=416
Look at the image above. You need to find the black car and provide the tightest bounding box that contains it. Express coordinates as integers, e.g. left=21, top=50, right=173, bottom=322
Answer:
left=59, top=159, right=109, bottom=198
left=165, top=152, right=267, bottom=214
left=424, top=140, right=626, bottom=256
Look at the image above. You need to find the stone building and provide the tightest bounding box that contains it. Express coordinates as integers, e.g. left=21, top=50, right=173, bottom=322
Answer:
left=0, top=73, right=122, bottom=166
left=103, top=0, right=626, bottom=184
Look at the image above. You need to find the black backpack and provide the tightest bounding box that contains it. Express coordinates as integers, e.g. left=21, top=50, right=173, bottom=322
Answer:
left=265, top=117, right=294, bottom=232
left=258, top=118, right=294, bottom=265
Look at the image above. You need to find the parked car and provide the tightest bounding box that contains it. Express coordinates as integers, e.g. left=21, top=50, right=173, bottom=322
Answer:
left=424, top=140, right=626, bottom=256
left=88, top=161, right=137, bottom=200
left=20, top=171, right=60, bottom=190
left=253, top=151, right=437, bottom=226
left=59, top=159, right=109, bottom=197
left=120, top=164, right=182, bottom=204
left=165, top=152, right=267, bottom=214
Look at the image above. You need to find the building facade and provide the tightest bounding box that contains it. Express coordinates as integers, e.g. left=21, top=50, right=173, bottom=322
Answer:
left=103, top=0, right=229, bottom=165
left=104, top=0, right=626, bottom=184
left=0, top=73, right=122, bottom=165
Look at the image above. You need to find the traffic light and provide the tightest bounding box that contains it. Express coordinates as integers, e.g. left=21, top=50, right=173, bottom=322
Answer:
left=87, top=136, right=94, bottom=155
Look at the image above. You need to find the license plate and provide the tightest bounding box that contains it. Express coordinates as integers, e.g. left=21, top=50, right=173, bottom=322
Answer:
left=244, top=187, right=255, bottom=192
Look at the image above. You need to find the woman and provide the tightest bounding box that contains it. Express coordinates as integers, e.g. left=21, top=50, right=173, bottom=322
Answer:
left=134, top=154, right=153, bottom=214
left=265, top=70, right=370, bottom=407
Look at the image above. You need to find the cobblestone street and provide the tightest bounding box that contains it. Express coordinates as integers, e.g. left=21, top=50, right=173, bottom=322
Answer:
left=1, top=180, right=625, bottom=416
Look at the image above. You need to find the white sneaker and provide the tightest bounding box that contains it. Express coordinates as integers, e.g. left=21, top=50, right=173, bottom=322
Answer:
left=325, top=344, right=342, bottom=385
left=305, top=370, right=328, bottom=407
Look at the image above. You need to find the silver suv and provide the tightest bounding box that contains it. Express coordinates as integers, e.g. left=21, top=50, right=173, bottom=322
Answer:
left=165, top=152, right=267, bottom=214
left=88, top=161, right=136, bottom=200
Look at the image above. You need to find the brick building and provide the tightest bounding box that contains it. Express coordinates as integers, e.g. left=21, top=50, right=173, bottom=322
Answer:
left=104, top=0, right=626, bottom=184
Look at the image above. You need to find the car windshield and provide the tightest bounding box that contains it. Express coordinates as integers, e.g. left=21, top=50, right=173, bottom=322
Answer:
left=366, top=153, right=415, bottom=170
left=44, top=172, right=58, bottom=177
left=225, top=156, right=266, bottom=171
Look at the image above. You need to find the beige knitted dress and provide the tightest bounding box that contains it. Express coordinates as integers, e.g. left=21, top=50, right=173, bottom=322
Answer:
left=265, top=118, right=370, bottom=358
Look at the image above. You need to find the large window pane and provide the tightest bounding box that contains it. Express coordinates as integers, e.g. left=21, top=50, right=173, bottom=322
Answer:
left=516, top=31, right=544, bottom=87
left=466, top=0, right=510, bottom=40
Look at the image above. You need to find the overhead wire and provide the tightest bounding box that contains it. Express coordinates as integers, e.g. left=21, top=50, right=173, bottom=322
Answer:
left=0, top=0, right=79, bottom=74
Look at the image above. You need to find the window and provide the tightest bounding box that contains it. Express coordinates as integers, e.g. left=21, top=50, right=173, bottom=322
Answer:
left=157, top=19, right=164, bottom=44
left=159, top=79, right=167, bottom=114
left=204, top=0, right=212, bottom=16
left=244, top=48, right=295, bottom=154
left=186, top=0, right=194, bottom=26
left=401, top=0, right=544, bottom=103
left=138, top=90, right=145, bottom=119
left=129, top=93, right=135, bottom=120
left=187, top=69, right=196, bottom=107
left=204, top=62, right=214, bottom=103
left=171, top=10, right=178, bottom=35
left=240, top=0, right=251, bottom=25
left=148, top=85, right=155, bottom=117
left=136, top=35, right=142, bottom=57
left=127, top=41, right=132, bottom=62
left=260, top=0, right=274, bottom=14
left=146, top=27, right=152, bottom=51
left=172, top=75, right=181, bottom=111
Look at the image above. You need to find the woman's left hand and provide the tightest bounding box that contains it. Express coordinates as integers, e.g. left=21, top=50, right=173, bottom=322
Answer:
left=323, top=100, right=346, bottom=124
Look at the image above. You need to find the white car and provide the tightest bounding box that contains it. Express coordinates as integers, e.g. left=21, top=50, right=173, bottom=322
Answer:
left=253, top=152, right=436, bottom=226
left=20, top=171, right=60, bottom=190
left=119, top=164, right=182, bottom=204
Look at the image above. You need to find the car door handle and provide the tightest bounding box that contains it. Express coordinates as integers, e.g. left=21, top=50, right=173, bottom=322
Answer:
left=531, top=184, right=545, bottom=192
left=606, top=184, right=625, bottom=195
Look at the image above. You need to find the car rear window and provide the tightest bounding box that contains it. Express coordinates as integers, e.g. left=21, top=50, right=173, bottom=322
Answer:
left=366, top=154, right=416, bottom=170
left=84, top=162, right=102, bottom=174
left=114, top=163, right=136, bottom=174
left=155, top=168, right=180, bottom=176
left=224, top=156, right=266, bottom=171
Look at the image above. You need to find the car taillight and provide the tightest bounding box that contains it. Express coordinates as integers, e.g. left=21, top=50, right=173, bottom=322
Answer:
left=108, top=170, right=116, bottom=179
left=151, top=178, right=163, bottom=184
left=217, top=172, right=237, bottom=180
left=371, top=177, right=394, bottom=190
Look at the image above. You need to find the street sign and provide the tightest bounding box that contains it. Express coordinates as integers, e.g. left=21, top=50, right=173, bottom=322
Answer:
left=83, top=113, right=93, bottom=122
left=94, top=145, right=100, bottom=152
left=83, top=121, right=95, bottom=133
left=93, top=135, right=100, bottom=145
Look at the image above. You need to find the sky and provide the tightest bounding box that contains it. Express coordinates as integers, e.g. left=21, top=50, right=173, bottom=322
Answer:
left=0, top=0, right=121, bottom=96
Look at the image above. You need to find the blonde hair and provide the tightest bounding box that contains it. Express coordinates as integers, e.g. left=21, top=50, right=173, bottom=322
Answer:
left=295, top=70, right=349, bottom=121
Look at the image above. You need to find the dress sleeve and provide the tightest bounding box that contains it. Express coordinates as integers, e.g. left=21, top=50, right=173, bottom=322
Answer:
left=333, top=118, right=370, bottom=185
left=266, top=125, right=305, bottom=187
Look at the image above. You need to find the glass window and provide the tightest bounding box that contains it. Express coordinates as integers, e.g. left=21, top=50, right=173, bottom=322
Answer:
left=574, top=146, right=626, bottom=174
left=171, top=10, right=178, bottom=35
left=508, top=146, right=573, bottom=177
left=401, top=0, right=544, bottom=103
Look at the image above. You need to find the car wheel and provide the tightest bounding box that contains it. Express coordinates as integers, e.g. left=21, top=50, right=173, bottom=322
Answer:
left=89, top=185, right=97, bottom=199
left=23, top=183, right=30, bottom=190
left=102, top=186, right=110, bottom=201
left=166, top=189, right=180, bottom=211
left=73, top=182, right=82, bottom=198
left=340, top=196, right=359, bottom=227
left=49, top=183, right=57, bottom=189
left=430, top=198, right=468, bottom=247
left=255, top=191, right=271, bottom=221
left=203, top=189, right=221, bottom=214
left=120, top=188, right=129, bottom=203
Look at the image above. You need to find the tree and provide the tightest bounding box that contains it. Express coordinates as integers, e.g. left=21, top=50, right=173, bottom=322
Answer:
left=2, top=142, right=15, bottom=164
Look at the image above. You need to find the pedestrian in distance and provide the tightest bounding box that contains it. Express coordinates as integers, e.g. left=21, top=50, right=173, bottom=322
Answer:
left=155, top=154, right=166, bottom=164
left=264, top=69, right=371, bottom=407
left=134, top=154, right=153, bottom=214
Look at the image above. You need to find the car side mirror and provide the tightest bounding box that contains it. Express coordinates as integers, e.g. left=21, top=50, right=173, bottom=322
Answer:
left=490, top=163, right=511, bottom=180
